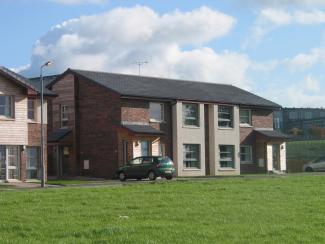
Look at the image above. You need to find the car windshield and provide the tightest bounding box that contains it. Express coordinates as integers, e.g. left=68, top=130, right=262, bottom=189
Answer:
left=157, top=156, right=173, bottom=164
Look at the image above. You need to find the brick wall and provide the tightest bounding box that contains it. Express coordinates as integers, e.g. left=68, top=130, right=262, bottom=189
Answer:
left=240, top=108, right=273, bottom=173
left=77, top=77, right=121, bottom=178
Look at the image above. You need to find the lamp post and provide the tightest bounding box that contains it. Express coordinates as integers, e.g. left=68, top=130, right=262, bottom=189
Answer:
left=40, top=61, right=52, bottom=188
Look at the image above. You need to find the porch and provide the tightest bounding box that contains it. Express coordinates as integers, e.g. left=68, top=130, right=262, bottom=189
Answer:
left=118, top=124, right=167, bottom=166
left=241, top=130, right=290, bottom=174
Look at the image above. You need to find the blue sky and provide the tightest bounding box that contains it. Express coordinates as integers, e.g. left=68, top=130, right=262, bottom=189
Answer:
left=1, top=0, right=325, bottom=107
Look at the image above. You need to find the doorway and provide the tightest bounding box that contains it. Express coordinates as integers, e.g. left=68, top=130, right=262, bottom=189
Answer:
left=0, top=146, right=20, bottom=180
left=272, top=144, right=280, bottom=170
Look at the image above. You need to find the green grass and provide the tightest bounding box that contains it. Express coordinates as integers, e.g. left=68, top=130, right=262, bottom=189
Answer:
left=1, top=175, right=325, bottom=243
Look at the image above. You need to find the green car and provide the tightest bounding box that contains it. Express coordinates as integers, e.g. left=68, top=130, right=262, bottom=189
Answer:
left=117, top=156, right=176, bottom=181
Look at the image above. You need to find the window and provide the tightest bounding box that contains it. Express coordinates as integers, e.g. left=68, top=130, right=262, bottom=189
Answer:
left=28, top=99, right=35, bottom=120
left=27, top=147, right=40, bottom=179
left=219, top=145, right=235, bottom=168
left=288, top=111, right=298, bottom=120
left=240, top=146, right=252, bottom=164
left=304, top=111, right=312, bottom=119
left=320, top=111, right=325, bottom=117
left=218, top=106, right=233, bottom=128
left=240, top=109, right=251, bottom=125
left=7, top=146, right=20, bottom=179
left=158, top=143, right=166, bottom=156
left=140, top=140, right=150, bottom=156
left=183, top=144, right=200, bottom=169
left=183, top=103, right=199, bottom=127
left=149, top=103, right=164, bottom=122
left=61, top=105, right=68, bottom=127
left=0, top=95, right=13, bottom=118
left=129, top=157, right=142, bottom=165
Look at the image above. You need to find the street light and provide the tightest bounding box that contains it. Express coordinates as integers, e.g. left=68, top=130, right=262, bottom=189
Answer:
left=40, top=61, right=52, bottom=188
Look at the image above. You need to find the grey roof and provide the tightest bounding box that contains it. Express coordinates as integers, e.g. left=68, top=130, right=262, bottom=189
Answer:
left=48, top=128, right=72, bottom=142
left=29, top=75, right=59, bottom=92
left=0, top=66, right=56, bottom=96
left=255, top=130, right=291, bottom=139
left=65, top=69, right=280, bottom=108
left=123, top=124, right=164, bottom=135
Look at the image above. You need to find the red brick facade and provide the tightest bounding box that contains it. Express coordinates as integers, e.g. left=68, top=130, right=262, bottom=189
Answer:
left=240, top=109, right=274, bottom=173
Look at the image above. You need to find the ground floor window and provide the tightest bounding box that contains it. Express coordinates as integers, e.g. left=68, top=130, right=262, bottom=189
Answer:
left=183, top=144, right=200, bottom=169
left=240, top=146, right=253, bottom=164
left=219, top=145, right=235, bottom=168
left=27, top=147, right=40, bottom=179
left=158, top=143, right=166, bottom=156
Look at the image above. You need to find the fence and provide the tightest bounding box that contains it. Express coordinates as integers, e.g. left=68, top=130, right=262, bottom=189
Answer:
left=286, top=140, right=325, bottom=172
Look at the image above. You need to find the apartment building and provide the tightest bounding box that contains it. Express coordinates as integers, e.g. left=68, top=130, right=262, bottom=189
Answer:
left=46, top=69, right=289, bottom=178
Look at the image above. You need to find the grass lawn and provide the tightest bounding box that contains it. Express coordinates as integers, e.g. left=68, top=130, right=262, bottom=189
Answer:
left=1, top=175, right=325, bottom=243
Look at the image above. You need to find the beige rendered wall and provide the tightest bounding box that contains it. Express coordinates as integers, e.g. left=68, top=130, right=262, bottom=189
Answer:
left=172, top=102, right=205, bottom=176
left=209, top=104, right=240, bottom=176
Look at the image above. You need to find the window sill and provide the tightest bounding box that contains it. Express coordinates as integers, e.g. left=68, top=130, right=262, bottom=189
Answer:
left=150, top=119, right=165, bottom=123
left=218, top=127, right=234, bottom=130
left=0, top=117, right=15, bottom=121
left=239, top=124, right=253, bottom=128
left=182, top=125, right=200, bottom=129
left=183, top=168, right=201, bottom=171
left=218, top=168, right=236, bottom=171
left=28, top=120, right=37, bottom=124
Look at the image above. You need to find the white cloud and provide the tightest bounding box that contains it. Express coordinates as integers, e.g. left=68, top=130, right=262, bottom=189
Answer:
left=20, top=6, right=254, bottom=87
left=244, top=8, right=325, bottom=48
left=262, top=75, right=325, bottom=107
left=242, top=0, right=325, bottom=7
left=51, top=0, right=107, bottom=5
left=284, top=47, right=325, bottom=71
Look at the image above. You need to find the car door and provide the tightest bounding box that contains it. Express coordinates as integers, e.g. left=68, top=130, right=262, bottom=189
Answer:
left=125, top=157, right=142, bottom=178
left=141, top=157, right=154, bottom=177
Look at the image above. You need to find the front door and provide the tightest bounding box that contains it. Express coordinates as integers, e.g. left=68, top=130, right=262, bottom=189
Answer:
left=7, top=146, right=20, bottom=180
left=272, top=144, right=280, bottom=170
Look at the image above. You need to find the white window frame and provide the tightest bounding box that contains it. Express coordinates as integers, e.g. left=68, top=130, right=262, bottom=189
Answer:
left=183, top=144, right=200, bottom=169
left=239, top=109, right=252, bottom=126
left=219, top=145, right=235, bottom=169
left=182, top=103, right=200, bottom=127
left=218, top=106, right=233, bottom=128
left=60, top=105, right=68, bottom=128
left=149, top=102, right=164, bottom=122
left=240, top=145, right=253, bottom=164
left=27, top=99, right=36, bottom=121
left=0, top=95, right=14, bottom=119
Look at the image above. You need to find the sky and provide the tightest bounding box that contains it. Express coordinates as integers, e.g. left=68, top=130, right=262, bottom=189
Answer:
left=1, top=0, right=325, bottom=108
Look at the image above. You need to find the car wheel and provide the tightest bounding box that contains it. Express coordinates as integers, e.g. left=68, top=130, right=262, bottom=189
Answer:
left=305, top=167, right=314, bottom=172
left=148, top=171, right=157, bottom=181
left=166, top=175, right=173, bottom=180
left=136, top=177, right=142, bottom=181
left=119, top=171, right=127, bottom=181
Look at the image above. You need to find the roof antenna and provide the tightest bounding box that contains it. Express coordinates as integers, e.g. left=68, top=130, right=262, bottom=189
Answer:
left=135, top=60, right=148, bottom=76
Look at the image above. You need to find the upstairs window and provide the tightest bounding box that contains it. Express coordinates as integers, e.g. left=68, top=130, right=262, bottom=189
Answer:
left=149, top=103, right=164, bottom=122
left=183, top=103, right=199, bottom=127
left=0, top=95, right=13, bottom=118
left=218, top=106, right=233, bottom=128
left=28, top=99, right=35, bottom=120
left=61, top=105, right=68, bottom=128
left=239, top=109, right=251, bottom=126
